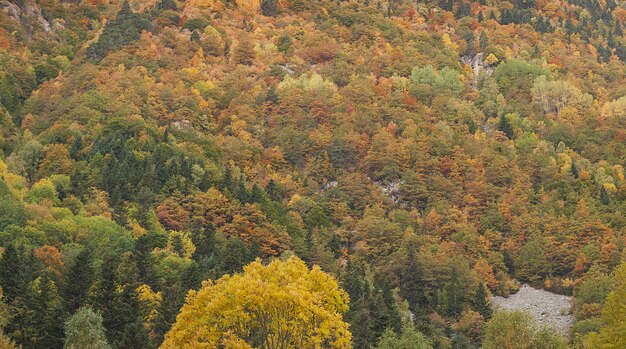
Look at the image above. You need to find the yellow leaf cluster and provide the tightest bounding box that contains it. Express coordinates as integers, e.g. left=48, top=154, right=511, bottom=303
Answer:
left=187, top=0, right=225, bottom=10
left=442, top=33, right=458, bottom=51
left=137, top=284, right=162, bottom=323
left=236, top=0, right=260, bottom=14
left=602, top=182, right=617, bottom=194
left=165, top=231, right=196, bottom=258
left=161, top=257, right=351, bottom=349
left=484, top=53, right=499, bottom=65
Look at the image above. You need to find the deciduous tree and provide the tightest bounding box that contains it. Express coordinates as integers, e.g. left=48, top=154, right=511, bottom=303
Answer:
left=64, top=307, right=112, bottom=349
left=161, top=257, right=351, bottom=348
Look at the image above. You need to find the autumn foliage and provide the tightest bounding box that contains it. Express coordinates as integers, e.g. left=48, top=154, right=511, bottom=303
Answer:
left=0, top=0, right=625, bottom=347
left=161, top=257, right=351, bottom=348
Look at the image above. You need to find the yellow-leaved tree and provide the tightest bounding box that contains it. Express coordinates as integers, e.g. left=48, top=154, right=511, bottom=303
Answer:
left=160, top=256, right=351, bottom=349
left=236, top=0, right=260, bottom=14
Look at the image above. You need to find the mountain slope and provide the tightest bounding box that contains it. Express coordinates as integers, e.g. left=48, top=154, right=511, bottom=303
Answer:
left=0, top=0, right=625, bottom=348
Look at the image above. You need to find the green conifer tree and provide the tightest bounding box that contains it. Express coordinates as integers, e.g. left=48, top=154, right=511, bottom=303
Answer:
left=63, top=249, right=94, bottom=314
left=473, top=283, right=492, bottom=320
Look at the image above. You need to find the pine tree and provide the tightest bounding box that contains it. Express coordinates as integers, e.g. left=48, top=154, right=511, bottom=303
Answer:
left=235, top=175, right=250, bottom=203
left=180, top=261, right=203, bottom=291
left=153, top=285, right=185, bottom=344
left=222, top=166, right=233, bottom=192
left=0, top=244, right=30, bottom=303
left=250, top=183, right=265, bottom=203
left=465, top=31, right=476, bottom=56
left=265, top=179, right=282, bottom=201
left=439, top=0, right=452, bottom=12
left=90, top=257, right=120, bottom=342
left=219, top=237, right=252, bottom=275
left=266, top=86, right=279, bottom=104
left=22, top=275, right=65, bottom=348
left=63, top=249, right=94, bottom=314
left=400, top=245, right=425, bottom=313
left=536, top=16, right=551, bottom=33
left=565, top=18, right=574, bottom=33
left=473, top=283, right=492, bottom=320
left=191, top=30, right=201, bottom=42
left=480, top=31, right=489, bottom=52
left=156, top=0, right=177, bottom=11
left=69, top=135, right=84, bottom=160
left=451, top=333, right=472, bottom=349
left=370, top=277, right=402, bottom=336
left=501, top=9, right=512, bottom=24
left=191, top=222, right=216, bottom=258
left=478, top=11, right=484, bottom=22
left=137, top=234, right=162, bottom=287
left=498, top=114, right=514, bottom=139
left=86, top=0, right=151, bottom=61
left=440, top=263, right=465, bottom=317
left=261, top=0, right=279, bottom=16
left=123, top=321, right=152, bottom=348
left=343, top=261, right=392, bottom=348
left=600, top=186, right=610, bottom=205
left=119, top=0, right=131, bottom=17
left=455, top=3, right=471, bottom=19
left=92, top=255, right=149, bottom=348
left=571, top=161, right=579, bottom=178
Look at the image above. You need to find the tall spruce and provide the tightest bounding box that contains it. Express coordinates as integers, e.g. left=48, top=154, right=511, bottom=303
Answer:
left=63, top=249, right=94, bottom=314
left=473, top=283, right=492, bottom=320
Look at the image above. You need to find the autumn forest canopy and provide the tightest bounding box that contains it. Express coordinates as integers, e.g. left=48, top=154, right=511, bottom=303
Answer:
left=0, top=0, right=625, bottom=348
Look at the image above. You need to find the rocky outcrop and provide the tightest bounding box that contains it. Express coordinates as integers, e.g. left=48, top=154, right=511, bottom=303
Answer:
left=0, top=0, right=51, bottom=33
left=461, top=52, right=495, bottom=83
left=375, top=179, right=403, bottom=205
left=0, top=0, right=21, bottom=21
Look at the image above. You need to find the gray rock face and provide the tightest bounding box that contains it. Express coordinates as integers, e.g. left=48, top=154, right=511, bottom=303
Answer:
left=491, top=284, right=573, bottom=336
left=0, top=0, right=21, bottom=20
left=23, top=0, right=51, bottom=32
left=0, top=0, right=51, bottom=33
left=461, top=53, right=495, bottom=83
left=374, top=179, right=402, bottom=205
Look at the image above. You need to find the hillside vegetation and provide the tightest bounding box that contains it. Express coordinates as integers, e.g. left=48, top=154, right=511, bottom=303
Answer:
left=0, top=0, right=625, bottom=348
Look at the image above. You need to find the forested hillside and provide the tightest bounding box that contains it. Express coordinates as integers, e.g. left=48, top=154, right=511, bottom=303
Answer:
left=0, top=0, right=625, bottom=348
